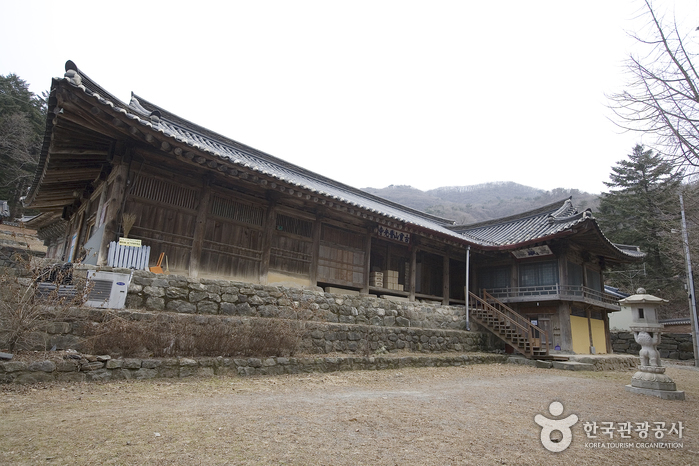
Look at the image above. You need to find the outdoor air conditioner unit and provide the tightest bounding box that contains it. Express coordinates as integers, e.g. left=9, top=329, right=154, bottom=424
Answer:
left=85, top=270, right=132, bottom=309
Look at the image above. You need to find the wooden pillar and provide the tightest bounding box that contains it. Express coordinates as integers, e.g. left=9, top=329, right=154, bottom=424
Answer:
left=559, top=304, right=573, bottom=352
left=95, top=183, right=108, bottom=229
left=603, top=311, right=612, bottom=354
left=188, top=177, right=211, bottom=278
left=586, top=307, right=594, bottom=354
left=309, top=213, right=322, bottom=286
left=259, top=198, right=277, bottom=284
left=96, top=159, right=130, bottom=266
left=409, top=246, right=417, bottom=302
left=68, top=212, right=84, bottom=263
left=442, top=252, right=450, bottom=305
left=362, top=228, right=372, bottom=294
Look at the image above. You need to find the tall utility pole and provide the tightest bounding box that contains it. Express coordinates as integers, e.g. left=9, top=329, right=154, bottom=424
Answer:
left=679, top=192, right=699, bottom=367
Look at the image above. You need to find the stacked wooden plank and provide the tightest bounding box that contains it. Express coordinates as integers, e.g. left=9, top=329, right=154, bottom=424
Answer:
left=386, top=270, right=403, bottom=291
left=369, top=271, right=383, bottom=287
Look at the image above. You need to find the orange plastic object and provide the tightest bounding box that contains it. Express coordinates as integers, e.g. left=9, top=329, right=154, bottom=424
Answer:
left=150, top=252, right=165, bottom=274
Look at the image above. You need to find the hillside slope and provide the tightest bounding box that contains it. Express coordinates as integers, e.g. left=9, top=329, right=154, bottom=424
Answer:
left=362, top=182, right=599, bottom=224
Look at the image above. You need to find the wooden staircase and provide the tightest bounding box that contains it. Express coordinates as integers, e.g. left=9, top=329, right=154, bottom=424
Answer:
left=469, top=290, right=551, bottom=359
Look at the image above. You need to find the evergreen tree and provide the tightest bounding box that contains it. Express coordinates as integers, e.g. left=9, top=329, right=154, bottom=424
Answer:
left=597, top=144, right=683, bottom=296
left=0, top=74, right=47, bottom=218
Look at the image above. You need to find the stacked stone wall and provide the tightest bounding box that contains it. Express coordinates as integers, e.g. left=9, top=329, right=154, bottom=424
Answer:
left=0, top=353, right=508, bottom=384
left=115, top=268, right=468, bottom=331
left=68, top=266, right=495, bottom=355
left=3, top=265, right=496, bottom=357
left=611, top=331, right=694, bottom=360
left=18, top=307, right=491, bottom=356
left=0, top=245, right=45, bottom=268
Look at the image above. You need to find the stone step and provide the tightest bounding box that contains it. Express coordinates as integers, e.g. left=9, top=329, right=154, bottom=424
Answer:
left=551, top=360, right=595, bottom=371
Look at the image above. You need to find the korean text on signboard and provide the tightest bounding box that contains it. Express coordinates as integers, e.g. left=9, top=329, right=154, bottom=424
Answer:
left=375, top=226, right=410, bottom=244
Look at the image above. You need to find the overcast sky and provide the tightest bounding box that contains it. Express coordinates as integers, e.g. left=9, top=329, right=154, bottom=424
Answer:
left=2, top=1, right=697, bottom=195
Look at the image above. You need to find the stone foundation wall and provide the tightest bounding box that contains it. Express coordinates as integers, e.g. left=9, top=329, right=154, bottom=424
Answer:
left=0, top=245, right=45, bottom=268
left=611, top=331, right=694, bottom=360
left=111, top=268, right=468, bottom=331
left=60, top=266, right=493, bottom=355
left=0, top=353, right=509, bottom=384
left=16, top=306, right=492, bottom=357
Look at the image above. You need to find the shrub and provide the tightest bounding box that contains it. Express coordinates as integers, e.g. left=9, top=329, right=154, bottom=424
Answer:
left=0, top=253, right=87, bottom=352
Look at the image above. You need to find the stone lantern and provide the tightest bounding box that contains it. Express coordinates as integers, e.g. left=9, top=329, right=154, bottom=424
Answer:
left=620, top=288, right=684, bottom=400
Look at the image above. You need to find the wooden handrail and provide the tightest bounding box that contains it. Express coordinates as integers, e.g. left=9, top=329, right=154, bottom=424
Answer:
left=485, top=284, right=620, bottom=306
left=482, top=289, right=532, bottom=331
left=486, top=289, right=550, bottom=356
left=469, top=290, right=550, bottom=357
left=470, top=292, right=530, bottom=336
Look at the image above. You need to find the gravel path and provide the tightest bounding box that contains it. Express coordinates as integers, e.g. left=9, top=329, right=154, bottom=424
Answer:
left=1, top=363, right=697, bottom=465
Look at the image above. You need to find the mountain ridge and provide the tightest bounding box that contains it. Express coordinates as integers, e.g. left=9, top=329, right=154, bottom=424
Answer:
left=361, top=182, right=599, bottom=225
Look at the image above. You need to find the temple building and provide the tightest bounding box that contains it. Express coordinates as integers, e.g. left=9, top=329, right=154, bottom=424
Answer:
left=25, top=61, right=644, bottom=356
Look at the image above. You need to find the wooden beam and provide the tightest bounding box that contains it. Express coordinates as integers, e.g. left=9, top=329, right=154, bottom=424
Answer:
left=362, top=228, right=372, bottom=294
left=97, top=158, right=129, bottom=266
left=259, top=199, right=277, bottom=284
left=442, top=252, right=450, bottom=305
left=603, top=311, right=612, bottom=354
left=188, top=176, right=211, bottom=278
left=409, top=246, right=417, bottom=302
left=309, top=212, right=322, bottom=286
left=586, top=307, right=594, bottom=354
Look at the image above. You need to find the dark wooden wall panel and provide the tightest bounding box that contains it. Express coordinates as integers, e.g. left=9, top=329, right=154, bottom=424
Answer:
left=127, top=201, right=196, bottom=272
left=317, top=224, right=365, bottom=287
left=270, top=234, right=312, bottom=276
left=200, top=218, right=262, bottom=279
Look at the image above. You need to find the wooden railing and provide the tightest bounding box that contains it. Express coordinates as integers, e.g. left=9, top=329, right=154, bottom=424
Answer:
left=485, top=284, right=619, bottom=306
left=469, top=290, right=549, bottom=358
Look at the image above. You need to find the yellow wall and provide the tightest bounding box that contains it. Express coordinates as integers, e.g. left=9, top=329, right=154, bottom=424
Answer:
left=590, top=318, right=607, bottom=354
left=570, top=315, right=590, bottom=354
left=570, top=315, right=608, bottom=354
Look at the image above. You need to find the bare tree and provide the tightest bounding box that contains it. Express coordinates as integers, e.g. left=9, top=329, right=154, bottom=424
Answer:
left=608, top=0, right=699, bottom=170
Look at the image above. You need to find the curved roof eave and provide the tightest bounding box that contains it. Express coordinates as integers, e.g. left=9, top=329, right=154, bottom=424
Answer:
left=454, top=198, right=645, bottom=262
left=27, top=61, right=491, bottom=249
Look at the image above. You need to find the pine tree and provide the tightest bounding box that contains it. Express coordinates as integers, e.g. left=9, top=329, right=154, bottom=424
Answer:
left=0, top=74, right=47, bottom=218
left=597, top=144, right=682, bottom=294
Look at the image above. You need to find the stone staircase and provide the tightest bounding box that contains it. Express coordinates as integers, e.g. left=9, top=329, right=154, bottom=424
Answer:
left=469, top=291, right=551, bottom=359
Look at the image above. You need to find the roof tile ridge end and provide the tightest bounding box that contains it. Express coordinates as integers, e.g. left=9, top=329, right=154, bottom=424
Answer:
left=455, top=197, right=575, bottom=231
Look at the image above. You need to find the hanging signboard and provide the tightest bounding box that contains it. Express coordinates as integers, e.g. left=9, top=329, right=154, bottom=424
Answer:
left=119, top=237, right=142, bottom=247
left=511, top=245, right=553, bottom=259
left=374, top=226, right=410, bottom=244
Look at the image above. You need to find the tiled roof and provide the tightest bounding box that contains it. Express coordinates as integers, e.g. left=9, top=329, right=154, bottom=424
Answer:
left=57, top=63, right=481, bottom=245
left=452, top=198, right=645, bottom=259
left=26, top=61, right=645, bottom=262
left=453, top=198, right=585, bottom=246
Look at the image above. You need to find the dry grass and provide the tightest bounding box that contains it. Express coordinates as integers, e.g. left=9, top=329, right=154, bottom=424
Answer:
left=0, top=363, right=697, bottom=465
left=0, top=258, right=87, bottom=353
left=84, top=313, right=304, bottom=358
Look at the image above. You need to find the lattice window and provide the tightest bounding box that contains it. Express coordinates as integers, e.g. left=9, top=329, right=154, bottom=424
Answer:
left=209, top=196, right=263, bottom=226
left=519, top=261, right=558, bottom=287
left=479, top=266, right=511, bottom=290
left=276, top=214, right=313, bottom=238
left=321, top=224, right=364, bottom=249
left=130, top=175, right=197, bottom=210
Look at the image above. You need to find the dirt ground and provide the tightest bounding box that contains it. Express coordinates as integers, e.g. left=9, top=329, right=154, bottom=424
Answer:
left=1, top=361, right=698, bottom=466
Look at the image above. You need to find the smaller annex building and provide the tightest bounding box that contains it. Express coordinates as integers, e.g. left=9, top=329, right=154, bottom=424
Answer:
left=453, top=201, right=645, bottom=355
left=24, top=61, right=644, bottom=356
